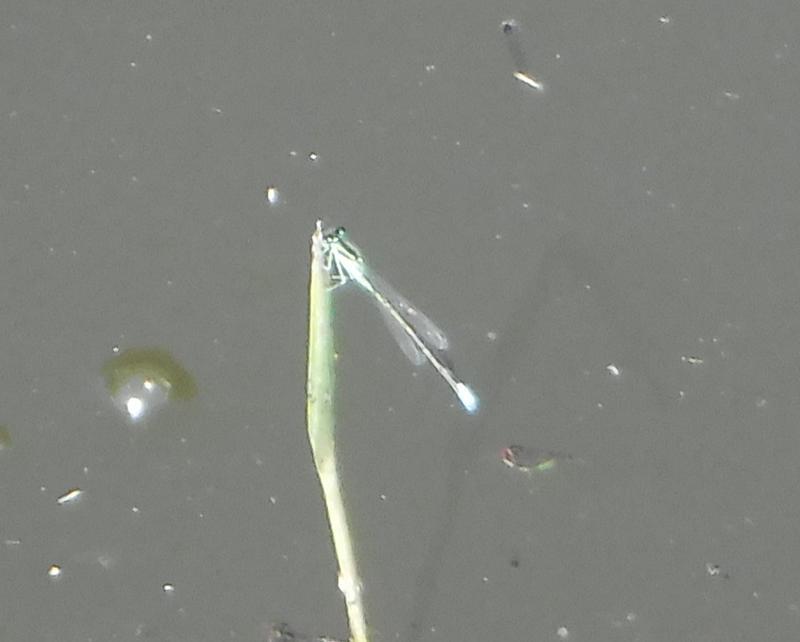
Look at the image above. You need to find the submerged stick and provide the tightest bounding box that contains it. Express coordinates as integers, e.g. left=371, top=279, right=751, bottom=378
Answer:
left=306, top=220, right=369, bottom=642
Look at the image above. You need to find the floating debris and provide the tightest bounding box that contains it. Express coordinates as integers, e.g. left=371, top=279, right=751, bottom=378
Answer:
left=501, top=20, right=545, bottom=92
left=512, top=70, right=545, bottom=91
left=501, top=444, right=573, bottom=474
left=267, top=623, right=345, bottom=642
left=47, top=564, right=62, bottom=579
left=706, top=562, right=730, bottom=579
left=56, top=488, right=83, bottom=506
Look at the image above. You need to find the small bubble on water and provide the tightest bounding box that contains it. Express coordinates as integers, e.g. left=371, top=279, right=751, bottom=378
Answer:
left=659, top=15, right=672, bottom=24
left=162, top=582, right=175, bottom=594
left=47, top=564, right=62, bottom=579
left=486, top=331, right=498, bottom=341
left=308, top=152, right=319, bottom=162
left=557, top=626, right=569, bottom=639
left=606, top=363, right=621, bottom=377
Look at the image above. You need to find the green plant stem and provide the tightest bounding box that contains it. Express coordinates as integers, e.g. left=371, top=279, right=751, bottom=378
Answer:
left=306, top=221, right=369, bottom=642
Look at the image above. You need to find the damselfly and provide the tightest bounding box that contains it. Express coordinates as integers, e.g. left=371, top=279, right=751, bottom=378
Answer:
left=319, top=226, right=479, bottom=414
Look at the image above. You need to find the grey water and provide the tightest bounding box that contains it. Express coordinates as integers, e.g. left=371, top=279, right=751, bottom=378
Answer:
left=2, top=2, right=799, bottom=641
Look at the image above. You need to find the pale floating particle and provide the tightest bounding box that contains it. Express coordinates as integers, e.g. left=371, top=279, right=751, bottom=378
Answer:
left=129, top=61, right=137, bottom=68
left=145, top=34, right=153, bottom=42
left=682, top=355, right=704, bottom=365
left=96, top=553, right=114, bottom=570
left=268, top=496, right=276, bottom=504
left=659, top=15, right=672, bottom=24
left=486, top=331, right=498, bottom=342
left=557, top=625, right=569, bottom=639
left=4, top=538, right=21, bottom=546
left=606, top=363, right=621, bottom=376
left=512, top=70, right=545, bottom=91
left=112, top=345, right=120, bottom=353
left=56, top=488, right=83, bottom=506
left=211, top=107, right=223, bottom=114
left=47, top=564, right=62, bottom=579
left=162, top=582, right=175, bottom=594
left=723, top=91, right=740, bottom=101
left=265, top=185, right=281, bottom=206
left=308, top=152, right=319, bottom=162
left=626, top=612, right=637, bottom=623
left=756, top=397, right=767, bottom=408
left=425, top=64, right=436, bottom=72
left=131, top=505, right=140, bottom=513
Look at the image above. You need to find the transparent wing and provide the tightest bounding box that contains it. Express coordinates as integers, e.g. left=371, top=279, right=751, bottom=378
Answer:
left=368, top=270, right=450, bottom=352
left=374, top=300, right=426, bottom=366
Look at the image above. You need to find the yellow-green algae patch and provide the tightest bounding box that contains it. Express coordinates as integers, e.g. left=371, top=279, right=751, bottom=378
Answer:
left=0, top=425, right=10, bottom=449
left=102, top=348, right=197, bottom=400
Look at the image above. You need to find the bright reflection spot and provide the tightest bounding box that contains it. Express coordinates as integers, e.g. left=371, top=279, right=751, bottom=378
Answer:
left=47, top=564, right=62, bottom=579
left=126, top=396, right=146, bottom=419
left=111, top=376, right=169, bottom=422
left=103, top=347, right=196, bottom=423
